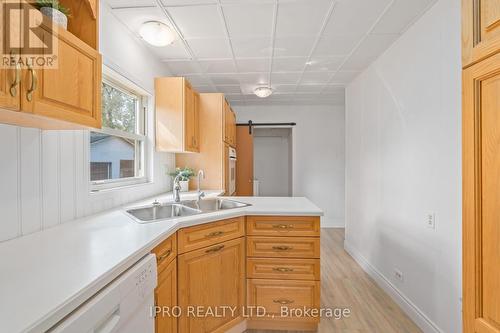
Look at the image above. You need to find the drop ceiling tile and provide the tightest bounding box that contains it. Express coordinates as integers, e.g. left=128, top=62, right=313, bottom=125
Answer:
left=305, top=56, right=344, bottom=72
left=111, top=7, right=172, bottom=35
left=209, top=73, right=241, bottom=85
left=272, top=84, right=297, bottom=93
left=271, top=72, right=302, bottom=84
left=216, top=85, right=242, bottom=94
left=313, top=34, right=363, bottom=56
left=185, top=74, right=211, bottom=86
left=231, top=38, right=272, bottom=58
left=240, top=84, right=259, bottom=95
left=329, top=70, right=360, bottom=84
left=148, top=40, right=190, bottom=60
left=296, top=84, right=324, bottom=93
left=105, top=0, right=155, bottom=8
left=341, top=33, right=398, bottom=70
left=223, top=3, right=275, bottom=37
left=239, top=73, right=269, bottom=85
left=165, top=61, right=202, bottom=75
left=195, top=85, right=218, bottom=93
left=162, top=0, right=216, bottom=5
left=300, top=71, right=332, bottom=84
left=236, top=58, right=270, bottom=72
left=272, top=57, right=308, bottom=72
left=198, top=59, right=237, bottom=73
left=322, top=85, right=345, bottom=94
left=324, top=0, right=392, bottom=35
left=188, top=38, right=232, bottom=58
left=372, top=0, right=436, bottom=34
left=275, top=0, right=331, bottom=37
left=274, top=37, right=315, bottom=57
left=168, top=5, right=226, bottom=38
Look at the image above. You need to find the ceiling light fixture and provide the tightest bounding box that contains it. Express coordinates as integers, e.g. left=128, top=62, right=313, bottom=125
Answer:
left=139, top=21, right=176, bottom=47
left=254, top=86, right=273, bottom=98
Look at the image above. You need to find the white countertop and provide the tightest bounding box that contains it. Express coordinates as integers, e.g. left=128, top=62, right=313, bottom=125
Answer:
left=0, top=192, right=322, bottom=333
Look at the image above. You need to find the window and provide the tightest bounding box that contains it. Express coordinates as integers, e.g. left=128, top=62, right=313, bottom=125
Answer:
left=90, top=77, right=148, bottom=190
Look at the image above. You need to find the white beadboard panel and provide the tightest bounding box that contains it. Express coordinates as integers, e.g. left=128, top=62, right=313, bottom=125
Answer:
left=19, top=128, right=42, bottom=236
left=59, top=132, right=76, bottom=224
left=74, top=131, right=88, bottom=218
left=41, top=131, right=60, bottom=229
left=0, top=125, right=20, bottom=241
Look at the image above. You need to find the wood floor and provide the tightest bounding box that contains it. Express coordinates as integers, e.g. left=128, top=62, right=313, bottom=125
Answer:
left=246, top=228, right=422, bottom=333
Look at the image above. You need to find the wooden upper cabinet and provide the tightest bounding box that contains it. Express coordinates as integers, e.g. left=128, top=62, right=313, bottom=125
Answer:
left=0, top=1, right=21, bottom=112
left=21, top=27, right=102, bottom=128
left=155, top=77, right=200, bottom=153
left=0, top=1, right=102, bottom=129
left=223, top=99, right=236, bottom=147
left=463, top=0, right=500, bottom=67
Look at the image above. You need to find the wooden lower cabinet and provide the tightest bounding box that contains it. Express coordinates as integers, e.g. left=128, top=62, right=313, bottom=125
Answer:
left=155, top=258, right=178, bottom=333
left=152, top=216, right=321, bottom=333
left=178, top=237, right=246, bottom=333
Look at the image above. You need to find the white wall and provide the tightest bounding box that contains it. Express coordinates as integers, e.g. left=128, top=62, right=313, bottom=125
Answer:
left=344, top=0, right=461, bottom=332
left=0, top=2, right=174, bottom=242
left=234, top=105, right=345, bottom=227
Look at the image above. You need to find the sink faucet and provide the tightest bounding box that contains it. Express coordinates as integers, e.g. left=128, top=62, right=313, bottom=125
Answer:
left=197, top=170, right=206, bottom=201
left=173, top=173, right=183, bottom=203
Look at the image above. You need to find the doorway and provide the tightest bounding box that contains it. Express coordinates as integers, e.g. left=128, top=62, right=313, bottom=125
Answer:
left=253, top=127, right=293, bottom=197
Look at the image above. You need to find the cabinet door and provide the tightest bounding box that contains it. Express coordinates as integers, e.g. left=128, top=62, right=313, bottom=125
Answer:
left=155, top=258, right=177, bottom=333
left=463, top=0, right=500, bottom=66
left=0, top=1, right=21, bottom=111
left=21, top=28, right=101, bottom=128
left=463, top=52, right=500, bottom=333
left=231, top=109, right=237, bottom=146
left=178, top=237, right=245, bottom=333
left=184, top=83, right=197, bottom=152
left=223, top=99, right=230, bottom=144
left=193, top=92, right=200, bottom=151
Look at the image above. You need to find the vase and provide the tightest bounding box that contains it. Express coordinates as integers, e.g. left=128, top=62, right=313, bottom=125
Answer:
left=179, top=180, right=189, bottom=192
left=40, top=7, right=68, bottom=30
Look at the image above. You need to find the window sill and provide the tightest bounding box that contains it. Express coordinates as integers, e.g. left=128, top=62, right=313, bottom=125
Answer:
left=90, top=178, right=153, bottom=193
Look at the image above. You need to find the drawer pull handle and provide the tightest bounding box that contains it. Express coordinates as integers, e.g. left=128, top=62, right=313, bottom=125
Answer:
left=205, top=244, right=225, bottom=253
left=273, top=299, right=295, bottom=305
left=272, top=246, right=293, bottom=251
left=158, top=249, right=172, bottom=262
left=10, top=58, right=21, bottom=97
left=272, top=224, right=293, bottom=229
left=206, top=231, right=224, bottom=238
left=26, top=64, right=38, bottom=102
left=272, top=267, right=294, bottom=273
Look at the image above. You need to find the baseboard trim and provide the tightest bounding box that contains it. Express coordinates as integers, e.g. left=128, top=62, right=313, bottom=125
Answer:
left=344, top=240, right=443, bottom=333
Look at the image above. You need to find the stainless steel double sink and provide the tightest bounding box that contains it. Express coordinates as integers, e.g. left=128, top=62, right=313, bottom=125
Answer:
left=125, top=197, right=250, bottom=223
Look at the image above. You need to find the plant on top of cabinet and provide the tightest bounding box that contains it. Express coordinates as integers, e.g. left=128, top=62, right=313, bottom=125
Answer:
left=0, top=0, right=102, bottom=129
left=168, top=167, right=195, bottom=192
left=155, top=77, right=200, bottom=153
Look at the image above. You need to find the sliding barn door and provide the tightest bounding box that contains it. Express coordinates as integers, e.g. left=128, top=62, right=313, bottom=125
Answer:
left=236, top=126, right=253, bottom=196
left=463, top=41, right=500, bottom=333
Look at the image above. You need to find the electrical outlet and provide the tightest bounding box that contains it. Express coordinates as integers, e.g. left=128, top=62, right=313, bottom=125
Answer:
left=426, top=213, right=435, bottom=229
left=394, top=268, right=404, bottom=282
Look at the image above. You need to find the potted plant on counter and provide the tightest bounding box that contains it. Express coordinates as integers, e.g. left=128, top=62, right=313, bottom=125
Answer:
left=169, top=167, right=195, bottom=192
left=35, top=0, right=71, bottom=30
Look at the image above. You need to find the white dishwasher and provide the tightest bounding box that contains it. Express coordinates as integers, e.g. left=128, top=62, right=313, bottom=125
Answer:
left=49, top=254, right=157, bottom=333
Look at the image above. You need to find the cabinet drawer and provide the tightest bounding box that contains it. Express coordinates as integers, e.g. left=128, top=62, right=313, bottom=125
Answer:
left=247, top=279, right=320, bottom=322
left=178, top=217, right=245, bottom=254
left=247, top=258, right=320, bottom=281
left=247, top=236, right=320, bottom=258
left=152, top=233, right=177, bottom=272
left=247, top=216, right=320, bottom=237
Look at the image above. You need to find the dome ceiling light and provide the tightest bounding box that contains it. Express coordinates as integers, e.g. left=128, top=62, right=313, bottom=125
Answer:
left=254, top=86, right=273, bottom=98
left=139, top=21, right=176, bottom=47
